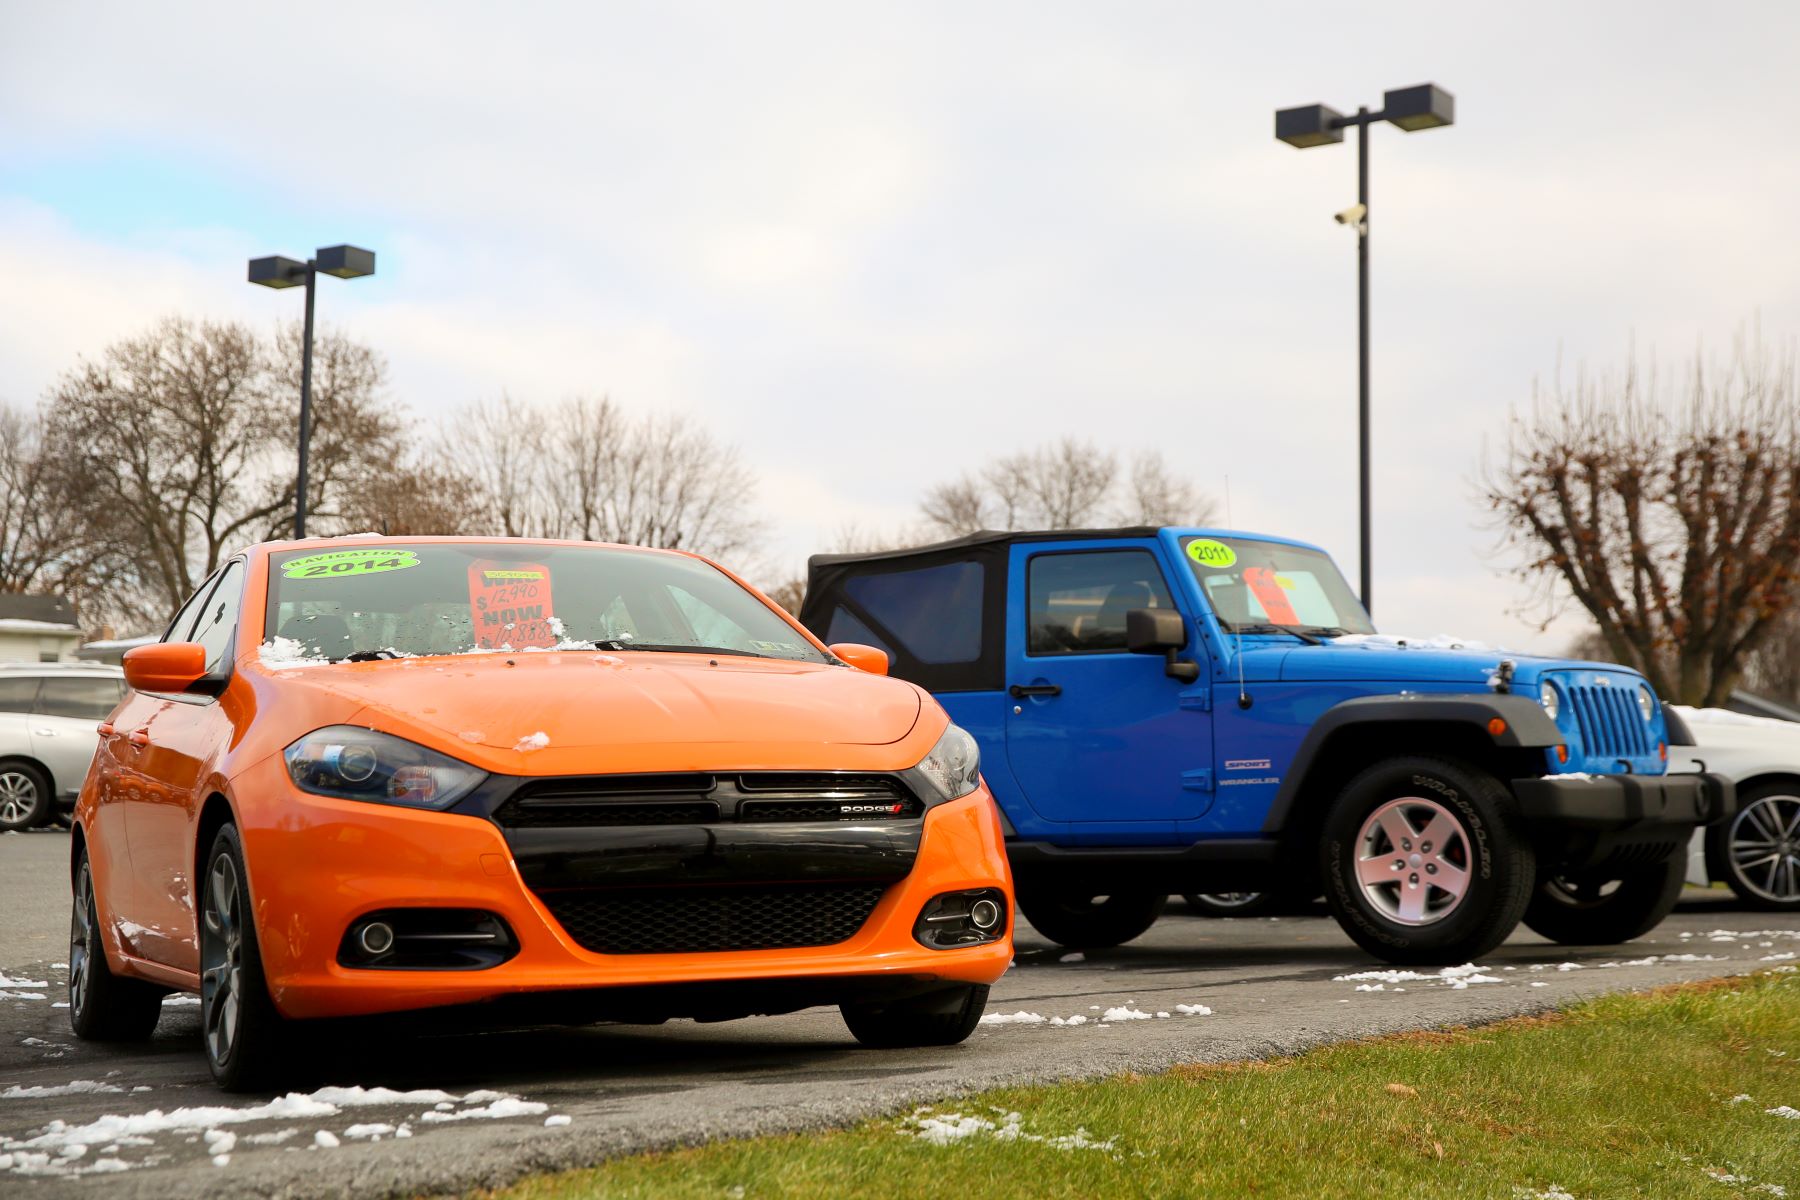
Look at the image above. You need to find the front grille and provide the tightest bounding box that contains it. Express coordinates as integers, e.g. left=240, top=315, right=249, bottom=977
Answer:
left=541, top=883, right=886, bottom=954
left=1567, top=683, right=1653, bottom=759
left=492, top=773, right=921, bottom=828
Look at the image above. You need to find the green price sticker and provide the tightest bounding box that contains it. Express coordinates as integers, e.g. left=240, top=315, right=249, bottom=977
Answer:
left=1185, top=539, right=1238, bottom=569
left=281, top=549, right=420, bottom=581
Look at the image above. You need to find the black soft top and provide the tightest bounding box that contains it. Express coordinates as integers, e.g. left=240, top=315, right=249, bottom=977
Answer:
left=800, top=526, right=1164, bottom=692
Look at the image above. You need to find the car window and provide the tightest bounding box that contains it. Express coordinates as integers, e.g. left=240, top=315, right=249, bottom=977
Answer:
left=0, top=677, right=41, bottom=714
left=1179, top=535, right=1374, bottom=635
left=841, top=562, right=983, bottom=665
left=37, top=677, right=125, bottom=720
left=191, top=560, right=247, bottom=675
left=163, top=570, right=223, bottom=643
left=1028, top=550, right=1175, bottom=655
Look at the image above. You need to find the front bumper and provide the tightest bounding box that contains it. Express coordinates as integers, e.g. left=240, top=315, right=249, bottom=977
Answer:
left=1512, top=771, right=1735, bottom=831
left=232, top=755, right=1012, bottom=1020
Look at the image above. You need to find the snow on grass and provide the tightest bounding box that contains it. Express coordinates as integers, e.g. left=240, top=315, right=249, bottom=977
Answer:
left=1514, top=1186, right=1577, bottom=1200
left=513, top=731, right=551, bottom=752
left=1761, top=952, right=1797, bottom=962
left=1766, top=1105, right=1800, bottom=1119
left=902, top=1107, right=1117, bottom=1153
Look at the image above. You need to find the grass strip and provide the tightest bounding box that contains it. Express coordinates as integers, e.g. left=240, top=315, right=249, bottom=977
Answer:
left=479, top=970, right=1800, bottom=1200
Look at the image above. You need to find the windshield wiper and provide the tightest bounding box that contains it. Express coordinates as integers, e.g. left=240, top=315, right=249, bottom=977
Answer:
left=1234, top=623, right=1325, bottom=646
left=592, top=641, right=773, bottom=659
left=343, top=648, right=404, bottom=662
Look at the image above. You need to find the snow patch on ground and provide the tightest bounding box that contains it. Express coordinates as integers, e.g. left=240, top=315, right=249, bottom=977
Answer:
left=1335, top=963, right=1502, bottom=989
left=0, top=1081, right=124, bottom=1099
left=978, top=1011, right=1047, bottom=1026
left=902, top=1107, right=1117, bottom=1153
left=0, top=975, right=47, bottom=989
left=417, top=1098, right=548, bottom=1123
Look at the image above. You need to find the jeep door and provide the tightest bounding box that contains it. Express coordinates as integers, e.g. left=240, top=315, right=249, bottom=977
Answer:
left=1003, top=541, right=1212, bottom=838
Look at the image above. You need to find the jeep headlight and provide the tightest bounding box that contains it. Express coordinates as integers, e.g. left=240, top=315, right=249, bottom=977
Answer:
left=905, top=723, right=981, bottom=804
left=1539, top=681, right=1560, bottom=721
left=285, top=726, right=486, bottom=811
left=1637, top=685, right=1656, bottom=721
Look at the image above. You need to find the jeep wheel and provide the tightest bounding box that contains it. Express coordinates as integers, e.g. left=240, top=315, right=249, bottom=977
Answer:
left=1015, top=885, right=1166, bottom=948
left=1522, top=849, right=1687, bottom=944
left=842, top=984, right=989, bottom=1048
left=1320, top=755, right=1534, bottom=965
left=1706, top=783, right=1800, bottom=912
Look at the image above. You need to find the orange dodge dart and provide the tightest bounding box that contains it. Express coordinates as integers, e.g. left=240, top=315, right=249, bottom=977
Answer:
left=68, top=537, right=1012, bottom=1089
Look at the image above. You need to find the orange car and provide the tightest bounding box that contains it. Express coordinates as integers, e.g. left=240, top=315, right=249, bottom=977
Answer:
left=68, top=537, right=1012, bottom=1089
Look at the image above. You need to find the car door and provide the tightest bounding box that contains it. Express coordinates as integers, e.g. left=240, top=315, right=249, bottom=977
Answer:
left=1002, top=541, right=1212, bottom=841
left=30, top=676, right=125, bottom=804
left=124, top=561, right=245, bottom=971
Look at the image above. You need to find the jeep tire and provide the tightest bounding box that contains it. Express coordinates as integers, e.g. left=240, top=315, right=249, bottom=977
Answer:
left=1521, top=848, right=1686, bottom=945
left=1320, top=755, right=1535, bottom=965
left=1014, top=885, right=1166, bottom=948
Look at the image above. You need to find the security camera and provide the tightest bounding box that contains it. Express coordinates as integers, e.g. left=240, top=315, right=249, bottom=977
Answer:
left=1334, top=203, right=1367, bottom=228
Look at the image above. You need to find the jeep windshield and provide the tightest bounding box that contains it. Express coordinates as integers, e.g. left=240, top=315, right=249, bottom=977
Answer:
left=1179, top=535, right=1374, bottom=637
left=262, top=542, right=828, bottom=664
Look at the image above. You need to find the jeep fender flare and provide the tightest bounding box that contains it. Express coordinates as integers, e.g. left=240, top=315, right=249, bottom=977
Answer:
left=1261, top=692, right=1563, bottom=834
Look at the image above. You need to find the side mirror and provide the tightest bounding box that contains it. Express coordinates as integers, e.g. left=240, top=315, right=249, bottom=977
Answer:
left=1125, top=609, right=1200, bottom=684
left=829, top=643, right=890, bottom=676
left=124, top=642, right=208, bottom=694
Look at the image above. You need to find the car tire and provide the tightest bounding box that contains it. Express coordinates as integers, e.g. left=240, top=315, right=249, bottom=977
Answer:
left=68, top=849, right=165, bottom=1042
left=1014, top=886, right=1167, bottom=948
left=200, top=824, right=290, bottom=1092
left=842, top=984, right=989, bottom=1048
left=1320, top=755, right=1535, bottom=966
left=1705, top=782, right=1800, bottom=912
left=1520, top=848, right=1686, bottom=944
left=0, top=762, right=52, bottom=832
left=1181, top=891, right=1276, bottom=918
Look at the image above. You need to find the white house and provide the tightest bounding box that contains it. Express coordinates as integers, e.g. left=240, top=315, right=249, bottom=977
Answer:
left=0, top=595, right=83, bottom=662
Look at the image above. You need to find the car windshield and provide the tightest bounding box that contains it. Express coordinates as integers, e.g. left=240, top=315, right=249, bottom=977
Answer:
left=1179, top=535, right=1374, bottom=636
left=262, top=543, right=828, bottom=664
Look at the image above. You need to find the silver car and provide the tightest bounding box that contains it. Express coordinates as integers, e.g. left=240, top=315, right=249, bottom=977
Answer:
left=1675, top=705, right=1800, bottom=911
left=0, top=663, right=126, bottom=831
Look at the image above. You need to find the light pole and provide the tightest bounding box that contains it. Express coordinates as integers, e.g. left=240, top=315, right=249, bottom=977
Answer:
left=248, top=245, right=376, bottom=539
left=1274, top=84, right=1453, bottom=616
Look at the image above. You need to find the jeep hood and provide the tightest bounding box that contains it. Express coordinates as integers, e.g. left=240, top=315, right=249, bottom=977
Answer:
left=1241, top=637, right=1640, bottom=688
left=254, top=650, right=924, bottom=769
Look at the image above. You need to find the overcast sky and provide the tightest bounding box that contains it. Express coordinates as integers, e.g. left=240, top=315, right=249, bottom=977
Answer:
left=5, top=2, right=1798, bottom=647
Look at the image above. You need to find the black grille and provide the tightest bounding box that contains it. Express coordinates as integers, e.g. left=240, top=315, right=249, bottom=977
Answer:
left=492, top=773, right=920, bottom=828
left=541, top=884, right=886, bottom=954
left=1568, top=683, right=1652, bottom=759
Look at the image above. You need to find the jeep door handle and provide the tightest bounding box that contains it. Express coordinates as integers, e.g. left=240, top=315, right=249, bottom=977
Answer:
left=127, top=729, right=151, bottom=747
left=1008, top=684, right=1062, bottom=698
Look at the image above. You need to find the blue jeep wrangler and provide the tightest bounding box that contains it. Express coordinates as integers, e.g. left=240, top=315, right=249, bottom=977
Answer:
left=799, top=527, right=1734, bottom=965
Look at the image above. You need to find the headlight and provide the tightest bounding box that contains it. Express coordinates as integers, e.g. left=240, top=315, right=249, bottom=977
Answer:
left=1539, top=681, right=1559, bottom=721
left=284, top=726, right=486, bottom=811
left=904, top=723, right=981, bottom=804
left=1638, top=686, right=1656, bottom=721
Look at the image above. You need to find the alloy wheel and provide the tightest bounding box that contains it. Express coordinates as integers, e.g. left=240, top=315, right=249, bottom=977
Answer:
left=1728, top=792, right=1800, bottom=904
left=1198, top=893, right=1264, bottom=909
left=1354, top=796, right=1473, bottom=926
left=0, top=770, right=39, bottom=826
left=201, top=854, right=245, bottom=1067
left=69, top=862, right=96, bottom=1019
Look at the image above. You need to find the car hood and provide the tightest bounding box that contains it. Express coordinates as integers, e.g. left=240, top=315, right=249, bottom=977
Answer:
left=253, top=650, right=925, bottom=769
left=1252, top=637, right=1618, bottom=687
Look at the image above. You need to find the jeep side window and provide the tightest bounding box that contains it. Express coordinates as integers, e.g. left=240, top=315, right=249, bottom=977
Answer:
left=1028, top=550, right=1175, bottom=655
left=842, top=562, right=983, bottom=664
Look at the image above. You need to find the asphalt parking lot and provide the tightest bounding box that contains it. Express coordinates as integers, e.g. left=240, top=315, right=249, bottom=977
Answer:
left=3, top=826, right=1797, bottom=1198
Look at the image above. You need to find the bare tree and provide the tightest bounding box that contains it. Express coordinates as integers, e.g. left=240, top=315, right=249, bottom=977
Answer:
left=339, top=461, right=486, bottom=537
left=455, top=394, right=765, bottom=559
left=1484, top=333, right=1800, bottom=706
left=921, top=439, right=1213, bottom=536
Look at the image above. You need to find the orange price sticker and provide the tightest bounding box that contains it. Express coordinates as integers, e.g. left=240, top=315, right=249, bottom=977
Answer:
left=1243, top=566, right=1300, bottom=626
left=468, top=560, right=557, bottom=649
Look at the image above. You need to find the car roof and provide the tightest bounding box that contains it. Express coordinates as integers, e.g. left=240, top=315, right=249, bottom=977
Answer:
left=805, top=526, right=1329, bottom=568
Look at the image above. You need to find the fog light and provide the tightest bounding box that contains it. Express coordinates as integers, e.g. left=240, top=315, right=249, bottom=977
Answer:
left=969, top=898, right=1002, bottom=930
left=914, top=888, right=1008, bottom=949
left=357, top=920, right=395, bottom=956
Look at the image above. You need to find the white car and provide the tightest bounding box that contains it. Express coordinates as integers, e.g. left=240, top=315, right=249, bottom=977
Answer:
left=1674, top=705, right=1800, bottom=911
left=0, top=662, right=126, bottom=831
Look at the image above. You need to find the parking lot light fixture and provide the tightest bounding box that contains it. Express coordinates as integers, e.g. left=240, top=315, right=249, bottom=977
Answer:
left=1273, top=84, right=1454, bottom=616
left=247, top=244, right=377, bottom=539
